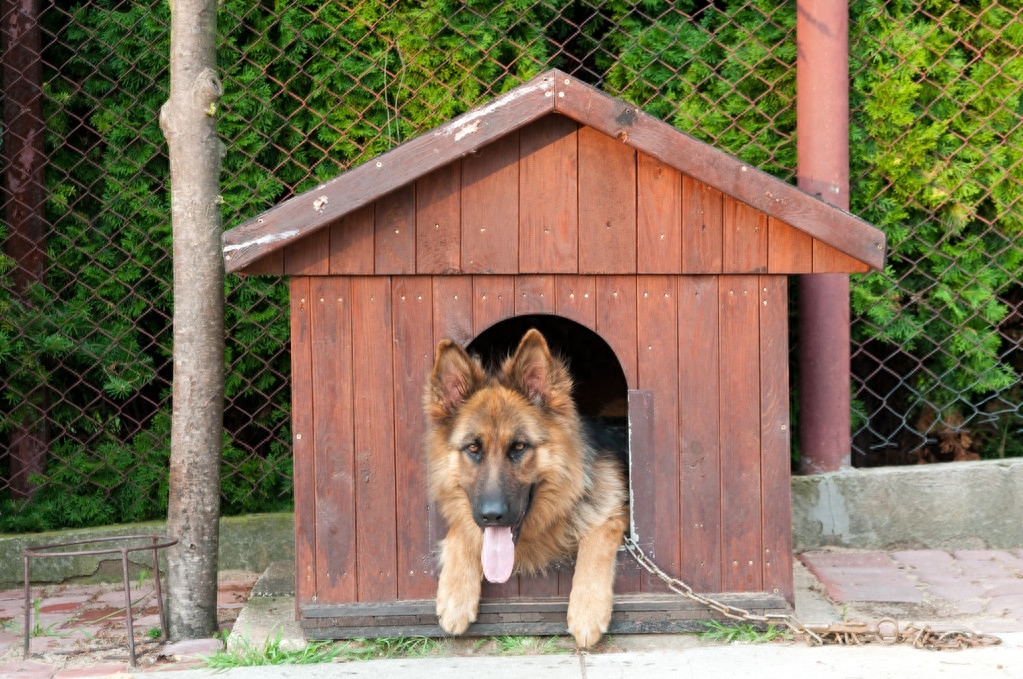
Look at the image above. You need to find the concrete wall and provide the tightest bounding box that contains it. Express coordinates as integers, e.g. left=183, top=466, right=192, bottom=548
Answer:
left=3, top=458, right=1021, bottom=588
left=792, top=457, right=1023, bottom=551
left=0, top=513, right=294, bottom=589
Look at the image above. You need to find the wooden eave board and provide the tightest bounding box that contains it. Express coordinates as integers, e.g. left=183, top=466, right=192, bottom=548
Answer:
left=262, top=123, right=866, bottom=276
left=223, top=69, right=886, bottom=274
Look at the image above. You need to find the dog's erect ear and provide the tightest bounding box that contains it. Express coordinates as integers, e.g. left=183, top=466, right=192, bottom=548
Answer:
left=505, top=329, right=574, bottom=415
left=424, top=340, right=485, bottom=422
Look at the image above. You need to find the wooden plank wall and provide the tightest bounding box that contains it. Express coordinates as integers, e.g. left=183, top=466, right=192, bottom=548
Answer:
left=291, top=273, right=794, bottom=610
left=267, top=117, right=866, bottom=278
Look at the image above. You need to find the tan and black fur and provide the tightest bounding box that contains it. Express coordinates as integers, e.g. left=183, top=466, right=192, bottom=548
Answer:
left=423, top=329, right=628, bottom=647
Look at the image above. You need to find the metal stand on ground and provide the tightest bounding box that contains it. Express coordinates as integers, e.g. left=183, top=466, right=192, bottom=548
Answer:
left=23, top=534, right=177, bottom=667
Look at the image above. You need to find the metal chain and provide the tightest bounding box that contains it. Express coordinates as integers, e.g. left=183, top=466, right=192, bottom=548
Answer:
left=622, top=536, right=1002, bottom=651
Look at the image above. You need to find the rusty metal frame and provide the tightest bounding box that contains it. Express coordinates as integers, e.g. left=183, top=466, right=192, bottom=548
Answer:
left=22, top=534, right=177, bottom=667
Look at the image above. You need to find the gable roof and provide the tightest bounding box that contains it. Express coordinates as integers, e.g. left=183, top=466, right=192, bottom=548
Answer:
left=222, top=69, right=886, bottom=274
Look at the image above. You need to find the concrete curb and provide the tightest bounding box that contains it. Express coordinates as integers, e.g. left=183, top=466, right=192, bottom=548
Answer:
left=0, top=513, right=294, bottom=588
left=792, top=457, right=1023, bottom=551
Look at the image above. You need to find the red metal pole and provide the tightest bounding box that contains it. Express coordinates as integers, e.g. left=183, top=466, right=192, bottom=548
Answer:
left=1, top=0, right=46, bottom=292
left=797, top=1, right=851, bottom=473
left=2, top=0, right=50, bottom=497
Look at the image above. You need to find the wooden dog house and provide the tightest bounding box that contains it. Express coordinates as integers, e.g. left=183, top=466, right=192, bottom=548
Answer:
left=222, top=70, right=886, bottom=637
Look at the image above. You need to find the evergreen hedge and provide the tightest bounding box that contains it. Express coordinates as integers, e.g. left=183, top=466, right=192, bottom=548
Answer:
left=1, top=0, right=1020, bottom=530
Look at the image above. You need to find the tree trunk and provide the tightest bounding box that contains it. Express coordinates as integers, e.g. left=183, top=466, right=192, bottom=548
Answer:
left=2, top=0, right=49, bottom=499
left=159, top=0, right=225, bottom=640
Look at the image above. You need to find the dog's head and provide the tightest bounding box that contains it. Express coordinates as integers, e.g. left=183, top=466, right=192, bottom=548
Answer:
left=425, top=329, right=575, bottom=529
left=423, top=328, right=579, bottom=575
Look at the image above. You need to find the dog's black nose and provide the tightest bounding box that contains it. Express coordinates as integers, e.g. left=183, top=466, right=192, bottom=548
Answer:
left=476, top=495, right=510, bottom=526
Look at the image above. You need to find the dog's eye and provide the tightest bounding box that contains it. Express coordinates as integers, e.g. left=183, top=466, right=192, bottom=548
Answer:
left=508, top=441, right=529, bottom=461
left=462, top=442, right=482, bottom=461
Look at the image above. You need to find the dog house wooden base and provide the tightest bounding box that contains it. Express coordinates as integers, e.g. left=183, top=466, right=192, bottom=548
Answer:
left=300, top=592, right=789, bottom=639
left=222, top=70, right=885, bottom=639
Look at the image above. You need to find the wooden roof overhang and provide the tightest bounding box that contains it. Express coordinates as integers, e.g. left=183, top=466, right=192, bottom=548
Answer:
left=222, top=69, right=886, bottom=275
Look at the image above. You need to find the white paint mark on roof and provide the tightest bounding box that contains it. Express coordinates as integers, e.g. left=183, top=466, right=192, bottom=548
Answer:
left=224, top=229, right=300, bottom=253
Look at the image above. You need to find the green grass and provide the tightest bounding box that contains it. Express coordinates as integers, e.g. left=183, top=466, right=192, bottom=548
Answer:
left=203, top=630, right=578, bottom=668
left=28, top=599, right=72, bottom=638
left=337, top=635, right=444, bottom=660
left=204, top=630, right=444, bottom=668
left=204, top=629, right=345, bottom=668
left=698, top=620, right=791, bottom=644
left=491, top=635, right=572, bottom=655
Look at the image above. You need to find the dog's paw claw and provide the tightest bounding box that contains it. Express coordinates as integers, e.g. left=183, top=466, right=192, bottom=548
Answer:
left=567, top=599, right=610, bottom=648
left=567, top=616, right=607, bottom=648
left=438, top=613, right=472, bottom=635
left=437, top=598, right=477, bottom=635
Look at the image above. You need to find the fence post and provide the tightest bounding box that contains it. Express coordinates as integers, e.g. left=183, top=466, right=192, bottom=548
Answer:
left=1, top=0, right=49, bottom=497
left=797, top=0, right=852, bottom=473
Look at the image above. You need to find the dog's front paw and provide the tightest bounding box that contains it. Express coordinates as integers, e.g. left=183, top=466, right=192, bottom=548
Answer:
left=436, top=597, right=477, bottom=635
left=436, top=578, right=480, bottom=635
left=566, top=589, right=612, bottom=648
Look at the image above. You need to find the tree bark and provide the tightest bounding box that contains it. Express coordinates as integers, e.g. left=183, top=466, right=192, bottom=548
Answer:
left=159, top=0, right=225, bottom=640
left=2, top=0, right=49, bottom=499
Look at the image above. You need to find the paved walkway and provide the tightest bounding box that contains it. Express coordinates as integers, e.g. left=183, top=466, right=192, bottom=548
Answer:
left=0, top=549, right=1021, bottom=677
left=0, top=570, right=256, bottom=676
left=800, top=548, right=1023, bottom=634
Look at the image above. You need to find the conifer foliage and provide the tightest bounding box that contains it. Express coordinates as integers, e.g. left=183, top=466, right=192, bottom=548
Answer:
left=1, top=0, right=1020, bottom=529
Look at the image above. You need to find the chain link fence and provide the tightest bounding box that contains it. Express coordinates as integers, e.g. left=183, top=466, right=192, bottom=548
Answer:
left=1, top=0, right=1020, bottom=531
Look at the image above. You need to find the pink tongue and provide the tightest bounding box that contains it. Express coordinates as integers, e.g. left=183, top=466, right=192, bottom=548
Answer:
left=481, top=526, right=515, bottom=583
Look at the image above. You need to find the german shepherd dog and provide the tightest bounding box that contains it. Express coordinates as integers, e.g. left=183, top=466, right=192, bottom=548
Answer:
left=423, top=329, right=629, bottom=647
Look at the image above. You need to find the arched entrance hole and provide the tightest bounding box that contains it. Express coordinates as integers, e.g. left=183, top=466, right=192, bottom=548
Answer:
left=467, top=314, right=628, bottom=419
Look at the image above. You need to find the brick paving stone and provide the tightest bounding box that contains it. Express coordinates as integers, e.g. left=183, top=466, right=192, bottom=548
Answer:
left=216, top=602, right=245, bottom=611
left=956, top=561, right=1017, bottom=579
left=0, top=631, right=23, bottom=655
left=1000, top=554, right=1023, bottom=571
left=947, top=599, right=988, bottom=615
left=0, top=600, right=30, bottom=620
left=30, top=613, right=74, bottom=631
left=218, top=579, right=258, bottom=589
left=831, top=581, right=925, bottom=602
left=986, top=593, right=1023, bottom=615
left=954, top=549, right=1023, bottom=566
left=72, top=607, right=125, bottom=625
left=798, top=551, right=894, bottom=569
left=919, top=578, right=989, bottom=601
left=0, top=661, right=56, bottom=678
left=982, top=578, right=1023, bottom=597
left=952, top=551, right=1023, bottom=578
left=0, top=602, right=26, bottom=619
left=133, top=613, right=162, bottom=629
left=799, top=552, right=923, bottom=603
left=37, top=597, right=92, bottom=616
left=159, top=637, right=222, bottom=659
left=92, top=591, right=132, bottom=608
left=890, top=549, right=956, bottom=573
left=26, top=636, right=69, bottom=654
left=7, top=573, right=253, bottom=674
left=137, top=660, right=206, bottom=673
left=62, top=621, right=109, bottom=638
left=44, top=587, right=92, bottom=599
left=52, top=663, right=129, bottom=678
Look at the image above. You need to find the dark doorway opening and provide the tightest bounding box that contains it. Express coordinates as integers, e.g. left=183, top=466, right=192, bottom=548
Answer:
left=467, top=314, right=628, bottom=419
